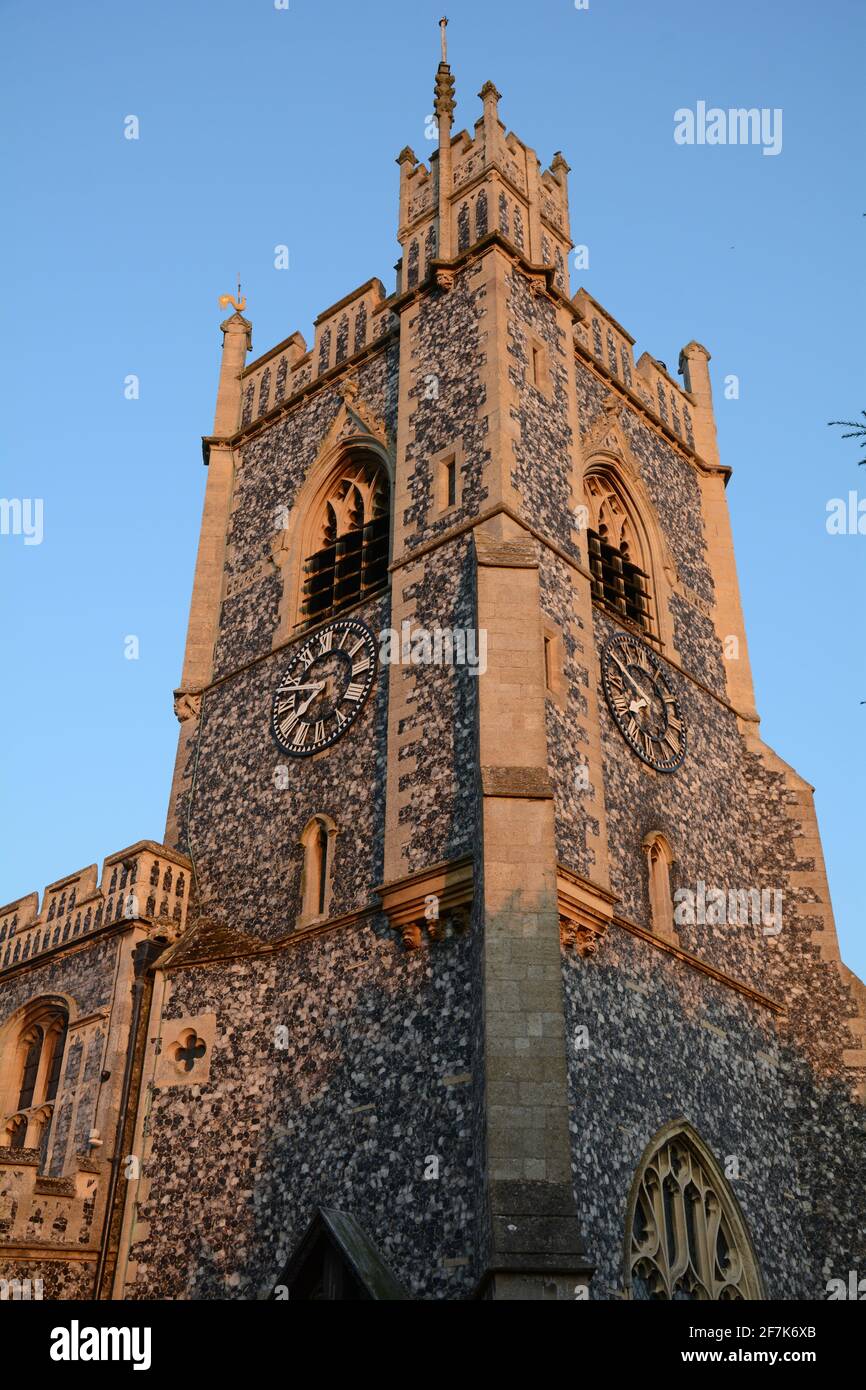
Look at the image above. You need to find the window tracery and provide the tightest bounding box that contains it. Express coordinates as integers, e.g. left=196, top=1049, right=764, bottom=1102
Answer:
left=1, top=1003, right=69, bottom=1167
left=626, top=1127, right=762, bottom=1300
left=300, top=454, right=389, bottom=625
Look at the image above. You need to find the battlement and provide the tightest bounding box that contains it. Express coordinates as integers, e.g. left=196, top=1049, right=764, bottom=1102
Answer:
left=573, top=288, right=698, bottom=453
left=237, top=277, right=397, bottom=434
left=230, top=83, right=576, bottom=442
left=201, top=41, right=720, bottom=524
left=0, top=841, right=193, bottom=972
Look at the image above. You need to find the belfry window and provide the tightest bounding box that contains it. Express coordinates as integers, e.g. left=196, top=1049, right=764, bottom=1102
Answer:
left=584, top=472, right=653, bottom=633
left=626, top=1125, right=763, bottom=1300
left=587, top=528, right=650, bottom=629
left=301, top=454, right=389, bottom=625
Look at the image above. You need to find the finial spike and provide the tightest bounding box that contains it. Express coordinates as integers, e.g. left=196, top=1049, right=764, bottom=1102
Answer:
left=434, top=18, right=456, bottom=121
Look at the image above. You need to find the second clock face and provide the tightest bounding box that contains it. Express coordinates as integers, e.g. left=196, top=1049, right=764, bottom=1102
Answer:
left=600, top=631, right=687, bottom=773
left=271, top=617, right=378, bottom=757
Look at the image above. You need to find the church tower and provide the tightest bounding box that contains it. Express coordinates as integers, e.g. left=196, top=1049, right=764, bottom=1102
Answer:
left=121, top=23, right=865, bottom=1301
left=3, top=24, right=862, bottom=1303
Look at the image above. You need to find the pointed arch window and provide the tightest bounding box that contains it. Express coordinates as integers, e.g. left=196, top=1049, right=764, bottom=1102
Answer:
left=2, top=1002, right=69, bottom=1163
left=585, top=471, right=653, bottom=634
left=301, top=452, right=390, bottom=625
left=643, top=832, right=677, bottom=944
left=626, top=1124, right=763, bottom=1300
left=299, top=815, right=337, bottom=926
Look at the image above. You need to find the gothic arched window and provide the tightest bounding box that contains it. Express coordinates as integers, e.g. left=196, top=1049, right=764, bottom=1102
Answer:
left=585, top=471, right=653, bottom=634
left=298, top=815, right=337, bottom=926
left=300, top=453, right=389, bottom=625
left=2, top=1002, right=69, bottom=1162
left=625, top=1124, right=763, bottom=1300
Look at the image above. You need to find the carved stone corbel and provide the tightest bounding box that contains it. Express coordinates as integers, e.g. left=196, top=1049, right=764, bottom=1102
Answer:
left=173, top=691, right=202, bottom=724
left=426, top=915, right=446, bottom=943
left=559, top=914, right=605, bottom=958
left=377, top=856, right=473, bottom=952
left=448, top=905, right=471, bottom=935
left=401, top=922, right=423, bottom=950
left=557, top=867, right=619, bottom=961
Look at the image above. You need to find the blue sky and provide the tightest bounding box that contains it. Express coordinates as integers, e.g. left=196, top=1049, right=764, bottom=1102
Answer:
left=2, top=0, right=864, bottom=975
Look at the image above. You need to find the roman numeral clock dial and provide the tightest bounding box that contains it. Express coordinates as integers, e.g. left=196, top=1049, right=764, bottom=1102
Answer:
left=600, top=631, right=687, bottom=773
left=271, top=617, right=378, bottom=757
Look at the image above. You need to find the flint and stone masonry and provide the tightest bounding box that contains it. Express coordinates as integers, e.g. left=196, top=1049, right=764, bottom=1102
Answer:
left=2, top=37, right=863, bottom=1300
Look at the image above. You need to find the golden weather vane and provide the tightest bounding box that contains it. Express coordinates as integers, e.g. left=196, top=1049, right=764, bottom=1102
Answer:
left=219, top=273, right=246, bottom=313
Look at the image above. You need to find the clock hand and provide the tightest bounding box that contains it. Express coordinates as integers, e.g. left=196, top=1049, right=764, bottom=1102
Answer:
left=295, top=683, right=325, bottom=716
left=610, top=652, right=645, bottom=699
left=628, top=697, right=648, bottom=713
left=277, top=682, right=326, bottom=694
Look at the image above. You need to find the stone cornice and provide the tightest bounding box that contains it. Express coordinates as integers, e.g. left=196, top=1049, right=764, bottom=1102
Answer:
left=558, top=867, right=619, bottom=958
left=556, top=864, right=784, bottom=1012
left=157, top=857, right=475, bottom=967
left=610, top=912, right=786, bottom=1015
left=159, top=903, right=381, bottom=970
left=375, top=855, right=473, bottom=951
left=0, top=1244, right=99, bottom=1261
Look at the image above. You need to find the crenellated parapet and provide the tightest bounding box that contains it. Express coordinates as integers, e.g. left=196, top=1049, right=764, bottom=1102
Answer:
left=233, top=278, right=397, bottom=438
left=572, top=287, right=700, bottom=458
left=0, top=841, right=193, bottom=973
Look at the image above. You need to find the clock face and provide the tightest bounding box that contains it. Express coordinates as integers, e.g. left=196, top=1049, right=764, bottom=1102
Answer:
left=600, top=631, right=687, bottom=773
left=271, top=617, right=378, bottom=757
